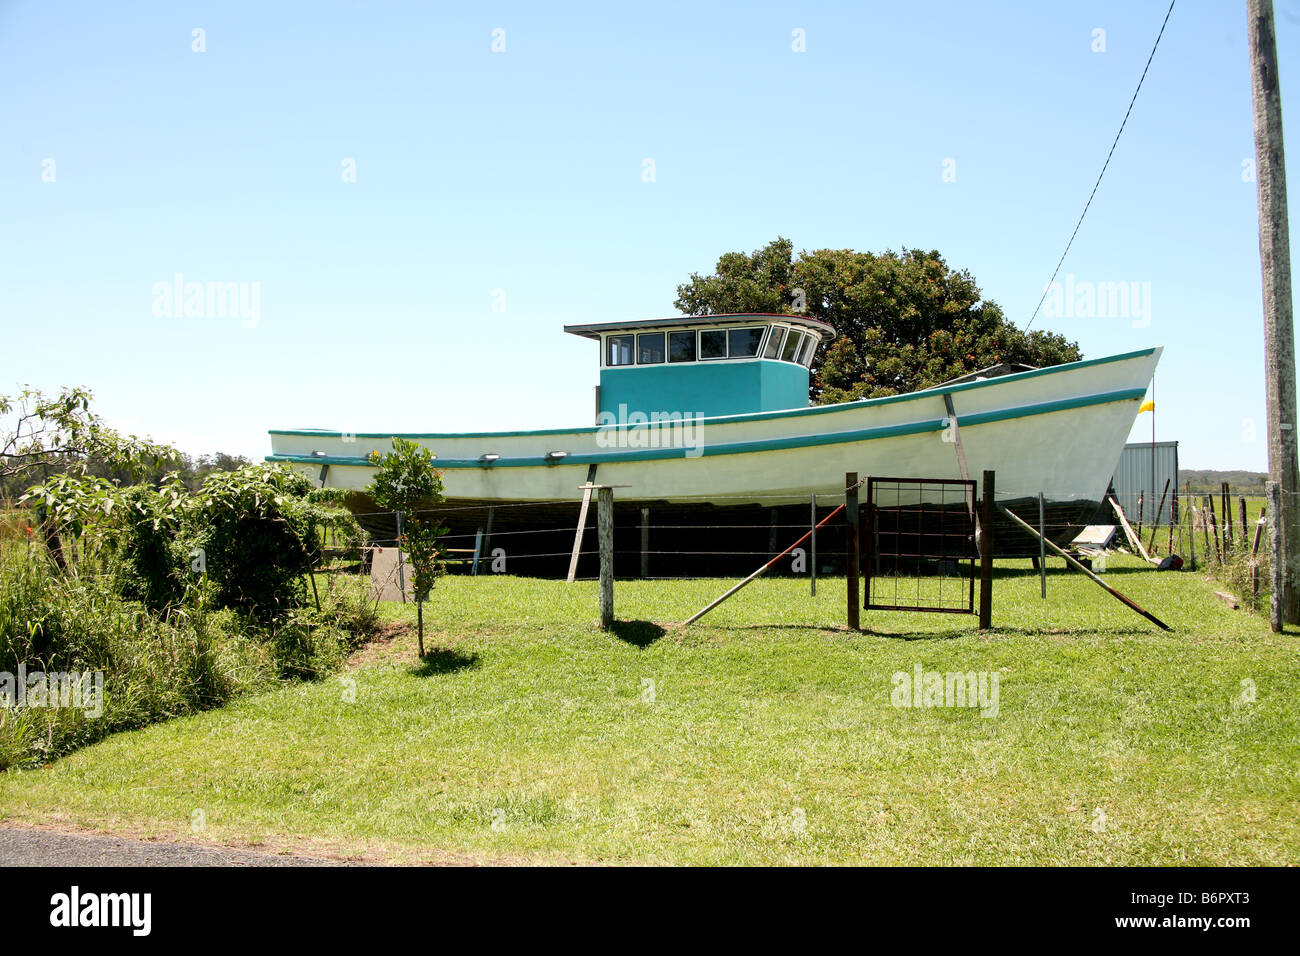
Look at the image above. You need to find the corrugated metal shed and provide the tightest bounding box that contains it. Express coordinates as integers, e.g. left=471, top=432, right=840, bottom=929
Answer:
left=1111, top=441, right=1179, bottom=527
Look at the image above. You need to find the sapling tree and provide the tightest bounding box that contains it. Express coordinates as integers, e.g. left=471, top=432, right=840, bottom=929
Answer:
left=365, top=438, right=447, bottom=658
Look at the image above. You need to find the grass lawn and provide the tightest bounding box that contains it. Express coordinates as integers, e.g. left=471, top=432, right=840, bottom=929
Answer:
left=2, top=557, right=1297, bottom=865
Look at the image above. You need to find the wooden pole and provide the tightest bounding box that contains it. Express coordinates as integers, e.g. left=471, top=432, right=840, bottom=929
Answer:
left=979, top=470, right=994, bottom=629
left=683, top=501, right=848, bottom=626
left=1249, top=0, right=1300, bottom=624
left=1268, top=480, right=1283, bottom=631
left=598, top=486, right=614, bottom=629
left=1002, top=507, right=1172, bottom=631
left=1137, top=490, right=1144, bottom=539
left=1239, top=495, right=1249, bottom=542
left=1253, top=503, right=1267, bottom=603
left=1222, top=482, right=1234, bottom=551
left=639, top=507, right=650, bottom=579
left=846, top=472, right=860, bottom=631
left=1187, top=483, right=1197, bottom=570
left=1038, top=491, right=1047, bottom=598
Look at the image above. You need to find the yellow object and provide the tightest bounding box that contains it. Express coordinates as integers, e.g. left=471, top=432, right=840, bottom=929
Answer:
left=1139, top=399, right=1155, bottom=413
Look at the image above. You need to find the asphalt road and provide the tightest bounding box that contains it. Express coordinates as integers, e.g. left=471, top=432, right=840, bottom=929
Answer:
left=0, top=826, right=356, bottom=866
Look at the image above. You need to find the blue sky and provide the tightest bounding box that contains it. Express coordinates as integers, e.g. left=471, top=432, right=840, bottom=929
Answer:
left=1, top=0, right=1296, bottom=469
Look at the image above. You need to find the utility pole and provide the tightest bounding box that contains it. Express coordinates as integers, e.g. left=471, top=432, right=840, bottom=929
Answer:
left=1248, top=0, right=1300, bottom=625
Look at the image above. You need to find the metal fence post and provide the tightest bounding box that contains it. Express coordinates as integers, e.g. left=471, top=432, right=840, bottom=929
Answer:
left=979, top=471, right=994, bottom=629
left=846, top=473, right=860, bottom=630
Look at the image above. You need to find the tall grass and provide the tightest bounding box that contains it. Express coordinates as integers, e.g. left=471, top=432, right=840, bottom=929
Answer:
left=0, top=549, right=382, bottom=770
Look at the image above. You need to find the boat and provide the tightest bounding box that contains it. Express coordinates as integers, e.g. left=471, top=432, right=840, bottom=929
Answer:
left=267, top=313, right=1160, bottom=574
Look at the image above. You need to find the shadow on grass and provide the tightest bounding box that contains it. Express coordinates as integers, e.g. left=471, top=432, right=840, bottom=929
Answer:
left=410, top=647, right=479, bottom=676
left=610, top=620, right=666, bottom=647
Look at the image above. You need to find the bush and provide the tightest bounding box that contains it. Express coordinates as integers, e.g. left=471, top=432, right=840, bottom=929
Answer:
left=188, top=465, right=323, bottom=625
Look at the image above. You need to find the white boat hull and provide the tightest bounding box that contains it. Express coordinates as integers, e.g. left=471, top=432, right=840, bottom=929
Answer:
left=269, top=348, right=1161, bottom=509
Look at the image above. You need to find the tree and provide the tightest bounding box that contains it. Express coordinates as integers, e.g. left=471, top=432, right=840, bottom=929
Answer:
left=365, top=438, right=447, bottom=658
left=674, top=238, right=1083, bottom=403
left=2, top=387, right=176, bottom=566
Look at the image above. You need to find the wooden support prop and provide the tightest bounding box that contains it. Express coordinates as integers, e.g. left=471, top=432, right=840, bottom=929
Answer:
left=639, top=508, right=650, bottom=579
left=1239, top=496, right=1249, bottom=543
left=1268, top=481, right=1283, bottom=632
left=598, top=487, right=614, bottom=629
left=979, top=471, right=994, bottom=629
left=846, top=473, right=861, bottom=630
left=1038, top=491, right=1047, bottom=599
left=1109, top=496, right=1155, bottom=564
left=1147, top=478, right=1171, bottom=557
left=1136, top=490, right=1144, bottom=539
left=942, top=393, right=977, bottom=529
left=683, top=499, right=849, bottom=627
left=566, top=464, right=599, bottom=583
left=1002, top=507, right=1172, bottom=631
left=1187, top=483, right=1197, bottom=569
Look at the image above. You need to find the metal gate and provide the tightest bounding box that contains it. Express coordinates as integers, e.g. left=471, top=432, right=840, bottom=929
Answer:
left=863, top=476, right=978, bottom=614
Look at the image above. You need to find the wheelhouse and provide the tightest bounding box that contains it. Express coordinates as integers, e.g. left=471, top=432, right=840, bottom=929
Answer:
left=565, top=313, right=836, bottom=420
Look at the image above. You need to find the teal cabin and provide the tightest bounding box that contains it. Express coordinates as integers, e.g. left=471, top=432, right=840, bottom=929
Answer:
left=564, top=313, right=836, bottom=420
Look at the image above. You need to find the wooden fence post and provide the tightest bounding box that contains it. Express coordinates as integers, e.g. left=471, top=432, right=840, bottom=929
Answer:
left=979, top=471, right=995, bottom=629
left=846, top=473, right=860, bottom=630
left=598, top=487, right=615, bottom=629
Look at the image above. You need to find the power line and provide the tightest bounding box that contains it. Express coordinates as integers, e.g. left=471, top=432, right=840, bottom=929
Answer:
left=1024, top=0, right=1177, bottom=332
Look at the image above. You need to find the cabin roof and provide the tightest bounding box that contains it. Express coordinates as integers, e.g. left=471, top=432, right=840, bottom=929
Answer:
left=563, top=312, right=836, bottom=340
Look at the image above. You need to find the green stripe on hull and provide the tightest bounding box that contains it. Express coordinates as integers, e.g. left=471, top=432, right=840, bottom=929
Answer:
left=266, top=386, right=1148, bottom=469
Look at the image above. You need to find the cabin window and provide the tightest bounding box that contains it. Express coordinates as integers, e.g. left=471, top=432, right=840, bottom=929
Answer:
left=637, top=332, right=666, bottom=364
left=728, top=327, right=764, bottom=358
left=607, top=334, right=634, bottom=366
left=699, top=329, right=727, bottom=360
left=781, top=329, right=804, bottom=363
left=669, top=330, right=696, bottom=363
left=798, top=334, right=818, bottom=366
left=763, top=326, right=787, bottom=359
